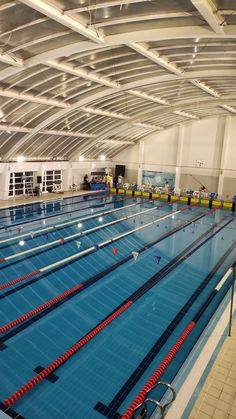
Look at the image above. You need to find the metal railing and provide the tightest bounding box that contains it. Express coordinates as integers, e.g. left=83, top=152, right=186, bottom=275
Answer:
left=133, top=381, right=176, bottom=418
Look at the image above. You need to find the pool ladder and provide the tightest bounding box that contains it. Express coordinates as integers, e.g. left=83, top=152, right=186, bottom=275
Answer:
left=133, top=381, right=176, bottom=418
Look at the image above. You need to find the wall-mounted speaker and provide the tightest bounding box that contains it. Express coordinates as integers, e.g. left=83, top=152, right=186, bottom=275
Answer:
left=115, top=165, right=125, bottom=177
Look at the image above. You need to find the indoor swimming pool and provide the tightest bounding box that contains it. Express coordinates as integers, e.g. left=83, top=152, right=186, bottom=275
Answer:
left=0, top=192, right=235, bottom=419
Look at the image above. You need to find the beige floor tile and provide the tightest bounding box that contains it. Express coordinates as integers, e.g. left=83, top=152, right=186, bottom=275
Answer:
left=205, top=394, right=221, bottom=408
left=215, top=366, right=230, bottom=376
left=212, top=380, right=225, bottom=391
left=226, top=378, right=236, bottom=387
left=229, top=405, right=236, bottom=417
left=220, top=360, right=233, bottom=369
left=215, top=399, right=231, bottom=413
left=194, top=411, right=211, bottom=419
left=220, top=392, right=234, bottom=404
left=222, top=384, right=236, bottom=396
left=207, top=386, right=222, bottom=398
left=200, top=402, right=215, bottom=416
left=214, top=371, right=228, bottom=382
left=213, top=409, right=228, bottom=419
left=229, top=370, right=236, bottom=379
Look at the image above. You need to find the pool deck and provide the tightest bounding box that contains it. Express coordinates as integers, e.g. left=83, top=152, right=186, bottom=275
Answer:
left=190, top=320, right=236, bottom=419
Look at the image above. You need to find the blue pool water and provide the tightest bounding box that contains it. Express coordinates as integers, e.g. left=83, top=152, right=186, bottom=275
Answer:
left=0, top=192, right=235, bottom=419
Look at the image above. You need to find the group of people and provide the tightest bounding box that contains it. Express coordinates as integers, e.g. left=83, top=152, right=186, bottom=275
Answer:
left=106, top=173, right=123, bottom=188
left=82, top=173, right=123, bottom=189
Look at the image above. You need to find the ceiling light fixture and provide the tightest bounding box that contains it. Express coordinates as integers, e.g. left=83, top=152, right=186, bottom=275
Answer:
left=16, top=155, right=25, bottom=163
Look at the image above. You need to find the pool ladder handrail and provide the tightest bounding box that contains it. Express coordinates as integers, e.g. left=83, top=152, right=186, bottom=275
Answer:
left=133, top=381, right=176, bottom=418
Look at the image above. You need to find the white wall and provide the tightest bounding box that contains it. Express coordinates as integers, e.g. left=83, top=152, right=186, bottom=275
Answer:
left=112, top=115, right=236, bottom=198
left=0, top=159, right=112, bottom=200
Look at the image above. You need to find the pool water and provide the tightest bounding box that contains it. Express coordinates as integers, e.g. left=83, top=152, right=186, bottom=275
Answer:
left=0, top=192, right=235, bottom=419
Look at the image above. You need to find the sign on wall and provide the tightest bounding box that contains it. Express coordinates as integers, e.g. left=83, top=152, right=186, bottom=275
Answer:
left=195, top=159, right=205, bottom=168
left=142, top=170, right=175, bottom=189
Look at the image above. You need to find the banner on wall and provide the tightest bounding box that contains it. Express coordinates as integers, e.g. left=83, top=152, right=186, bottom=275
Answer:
left=142, top=170, right=175, bottom=189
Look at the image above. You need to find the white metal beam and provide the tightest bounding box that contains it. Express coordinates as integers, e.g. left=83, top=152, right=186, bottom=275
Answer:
left=66, top=0, right=150, bottom=13
left=0, top=124, right=94, bottom=138
left=133, top=122, right=163, bottom=130
left=0, top=52, right=23, bottom=67
left=98, top=139, right=135, bottom=145
left=128, top=89, right=169, bottom=105
left=0, top=2, right=17, bottom=11
left=190, top=79, right=221, bottom=97
left=0, top=87, right=69, bottom=108
left=46, top=60, right=119, bottom=89
left=220, top=104, right=236, bottom=114
left=18, top=0, right=104, bottom=43
left=174, top=110, right=198, bottom=119
left=81, top=106, right=129, bottom=120
left=190, top=0, right=225, bottom=34
left=128, top=42, right=185, bottom=76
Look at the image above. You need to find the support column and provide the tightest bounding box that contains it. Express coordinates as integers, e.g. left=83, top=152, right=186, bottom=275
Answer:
left=174, top=125, right=185, bottom=190
left=0, top=164, right=10, bottom=200
left=137, top=140, right=145, bottom=186
left=63, top=163, right=72, bottom=191
left=217, top=116, right=231, bottom=197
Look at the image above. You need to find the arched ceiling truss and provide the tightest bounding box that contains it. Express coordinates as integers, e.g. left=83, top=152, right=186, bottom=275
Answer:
left=0, top=0, right=236, bottom=161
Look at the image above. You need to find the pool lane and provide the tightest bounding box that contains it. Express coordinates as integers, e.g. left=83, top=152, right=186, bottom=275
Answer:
left=0, top=194, right=135, bottom=230
left=0, top=191, right=108, bottom=222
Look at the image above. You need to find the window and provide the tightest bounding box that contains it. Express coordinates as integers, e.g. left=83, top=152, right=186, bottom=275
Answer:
left=42, top=170, right=62, bottom=192
left=8, top=172, right=33, bottom=197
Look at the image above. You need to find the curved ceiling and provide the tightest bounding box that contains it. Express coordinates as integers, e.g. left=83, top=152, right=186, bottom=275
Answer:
left=0, top=0, right=236, bottom=161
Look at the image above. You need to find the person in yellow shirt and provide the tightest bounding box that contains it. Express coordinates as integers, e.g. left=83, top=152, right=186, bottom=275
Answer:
left=106, top=174, right=112, bottom=188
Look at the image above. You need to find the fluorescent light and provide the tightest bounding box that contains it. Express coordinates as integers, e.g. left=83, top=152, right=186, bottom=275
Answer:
left=16, top=155, right=25, bottom=163
left=100, top=155, right=106, bottom=161
left=79, top=155, right=84, bottom=161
